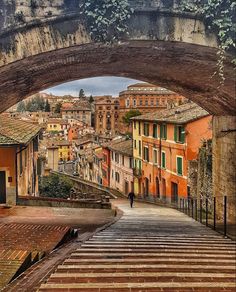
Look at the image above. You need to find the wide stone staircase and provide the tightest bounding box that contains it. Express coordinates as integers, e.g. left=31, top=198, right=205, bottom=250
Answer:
left=38, top=200, right=236, bottom=291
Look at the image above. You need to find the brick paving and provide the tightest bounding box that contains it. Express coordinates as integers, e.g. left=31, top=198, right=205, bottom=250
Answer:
left=38, top=199, right=236, bottom=292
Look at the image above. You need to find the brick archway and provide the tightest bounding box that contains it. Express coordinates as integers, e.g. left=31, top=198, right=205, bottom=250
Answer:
left=0, top=41, right=235, bottom=114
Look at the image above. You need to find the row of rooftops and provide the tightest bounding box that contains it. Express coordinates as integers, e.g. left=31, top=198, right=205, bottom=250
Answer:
left=131, top=102, right=210, bottom=124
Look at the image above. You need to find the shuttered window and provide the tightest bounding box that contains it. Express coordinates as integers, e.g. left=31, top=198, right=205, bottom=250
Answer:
left=177, top=156, right=183, bottom=176
left=144, top=123, right=149, bottom=136
left=143, top=147, right=149, bottom=162
left=153, top=124, right=158, bottom=138
left=161, top=152, right=166, bottom=168
left=174, top=125, right=185, bottom=143
left=160, top=124, right=167, bottom=139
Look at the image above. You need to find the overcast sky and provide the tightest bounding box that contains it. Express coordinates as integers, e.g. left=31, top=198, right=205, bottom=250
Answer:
left=42, top=77, right=143, bottom=97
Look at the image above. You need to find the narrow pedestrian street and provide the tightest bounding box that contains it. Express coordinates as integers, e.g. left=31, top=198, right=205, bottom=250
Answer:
left=38, top=199, right=236, bottom=291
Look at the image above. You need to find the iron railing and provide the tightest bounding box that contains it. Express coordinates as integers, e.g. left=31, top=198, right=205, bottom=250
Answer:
left=177, top=196, right=235, bottom=240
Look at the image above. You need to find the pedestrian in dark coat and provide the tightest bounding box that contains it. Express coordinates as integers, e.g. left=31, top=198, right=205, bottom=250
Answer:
left=128, top=191, right=135, bottom=208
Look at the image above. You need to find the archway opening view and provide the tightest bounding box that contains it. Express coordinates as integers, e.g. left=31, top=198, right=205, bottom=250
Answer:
left=1, top=76, right=212, bottom=206
left=0, top=74, right=235, bottom=290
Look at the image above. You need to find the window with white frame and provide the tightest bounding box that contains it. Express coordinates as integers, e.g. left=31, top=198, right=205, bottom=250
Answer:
left=143, top=146, right=149, bottom=162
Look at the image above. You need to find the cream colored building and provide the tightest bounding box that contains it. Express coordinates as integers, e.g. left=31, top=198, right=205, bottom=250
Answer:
left=109, top=139, right=134, bottom=195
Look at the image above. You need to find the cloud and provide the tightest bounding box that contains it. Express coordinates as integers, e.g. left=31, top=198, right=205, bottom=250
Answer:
left=42, top=76, right=143, bottom=97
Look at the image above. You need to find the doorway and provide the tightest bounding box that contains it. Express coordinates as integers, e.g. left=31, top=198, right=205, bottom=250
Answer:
left=171, top=182, right=178, bottom=204
left=162, top=178, right=166, bottom=201
left=156, top=177, right=160, bottom=198
left=0, top=171, right=6, bottom=204
left=144, top=177, right=149, bottom=197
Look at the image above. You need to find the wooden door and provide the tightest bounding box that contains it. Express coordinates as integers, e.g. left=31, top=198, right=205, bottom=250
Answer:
left=0, top=171, right=6, bottom=204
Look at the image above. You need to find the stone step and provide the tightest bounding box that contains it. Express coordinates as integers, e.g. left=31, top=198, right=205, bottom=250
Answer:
left=56, top=263, right=236, bottom=271
left=65, top=258, right=236, bottom=264
left=38, top=282, right=236, bottom=290
left=75, top=248, right=236, bottom=254
left=82, top=243, right=236, bottom=249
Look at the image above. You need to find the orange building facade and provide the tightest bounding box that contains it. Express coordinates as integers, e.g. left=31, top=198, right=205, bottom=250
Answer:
left=132, top=103, right=212, bottom=203
left=119, top=83, right=187, bottom=134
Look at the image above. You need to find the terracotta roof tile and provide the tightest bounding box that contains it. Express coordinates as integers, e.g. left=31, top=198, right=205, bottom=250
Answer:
left=0, top=115, right=42, bottom=145
left=108, top=139, right=133, bottom=157
left=132, top=103, right=209, bottom=124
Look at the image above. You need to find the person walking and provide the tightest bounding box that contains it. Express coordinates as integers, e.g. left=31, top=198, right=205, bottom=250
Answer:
left=128, top=191, right=135, bottom=208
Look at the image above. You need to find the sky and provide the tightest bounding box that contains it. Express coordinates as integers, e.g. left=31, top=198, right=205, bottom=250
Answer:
left=42, top=77, right=143, bottom=97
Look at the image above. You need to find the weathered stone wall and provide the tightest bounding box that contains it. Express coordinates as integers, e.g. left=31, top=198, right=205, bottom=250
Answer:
left=188, top=140, right=213, bottom=210
left=213, top=116, right=236, bottom=224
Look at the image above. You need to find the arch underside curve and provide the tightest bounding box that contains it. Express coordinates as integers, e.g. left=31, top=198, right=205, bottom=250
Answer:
left=0, top=40, right=235, bottom=115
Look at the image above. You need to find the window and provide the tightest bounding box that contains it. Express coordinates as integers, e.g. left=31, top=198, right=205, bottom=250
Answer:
left=177, top=156, right=183, bottom=176
left=111, top=152, right=114, bottom=160
left=138, top=141, right=141, bottom=156
left=133, top=99, right=137, bottom=107
left=134, top=140, right=137, bottom=149
left=126, top=99, right=130, bottom=107
left=144, top=123, right=149, bottom=136
left=122, top=155, right=125, bottom=165
left=112, top=169, right=114, bottom=178
left=153, top=124, right=158, bottom=138
left=134, top=121, right=136, bottom=130
left=138, top=122, right=141, bottom=135
left=139, top=100, right=143, bottom=106
left=143, top=147, right=149, bottom=162
left=153, top=149, right=158, bottom=164
left=174, top=125, right=185, bottom=143
left=129, top=158, right=133, bottom=168
left=156, top=100, right=159, bottom=106
left=145, top=100, right=148, bottom=106
left=115, top=153, right=119, bottom=163
left=160, top=124, right=167, bottom=139
left=151, top=99, right=154, bottom=106
left=161, top=151, right=166, bottom=168
left=115, top=172, right=120, bottom=183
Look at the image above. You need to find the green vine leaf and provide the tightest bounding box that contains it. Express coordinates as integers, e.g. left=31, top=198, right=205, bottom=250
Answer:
left=181, top=0, right=236, bottom=84
left=79, top=0, right=133, bottom=43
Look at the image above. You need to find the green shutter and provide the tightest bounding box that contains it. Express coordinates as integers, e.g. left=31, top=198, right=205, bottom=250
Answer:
left=177, top=157, right=183, bottom=175
left=164, top=125, right=167, bottom=139
left=174, top=125, right=177, bottom=142
left=162, top=152, right=166, bottom=168
left=181, top=126, right=185, bottom=143
left=160, top=125, right=163, bottom=138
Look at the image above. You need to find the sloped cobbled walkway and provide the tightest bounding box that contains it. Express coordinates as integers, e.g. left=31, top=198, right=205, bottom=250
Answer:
left=38, top=199, right=236, bottom=292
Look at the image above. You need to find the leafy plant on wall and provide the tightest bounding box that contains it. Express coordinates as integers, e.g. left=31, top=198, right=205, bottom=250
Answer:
left=182, top=0, right=235, bottom=84
left=79, top=0, right=134, bottom=43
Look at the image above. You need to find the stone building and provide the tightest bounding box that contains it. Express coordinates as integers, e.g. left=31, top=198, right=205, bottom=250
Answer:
left=94, top=96, right=120, bottom=135
left=118, top=83, right=187, bottom=134
left=61, top=105, right=92, bottom=126
left=0, top=115, right=42, bottom=205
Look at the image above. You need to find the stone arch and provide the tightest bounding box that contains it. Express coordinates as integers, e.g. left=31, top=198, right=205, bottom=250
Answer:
left=0, top=41, right=235, bottom=114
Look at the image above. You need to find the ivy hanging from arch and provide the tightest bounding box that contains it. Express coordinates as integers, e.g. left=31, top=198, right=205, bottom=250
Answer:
left=181, top=0, right=236, bottom=84
left=79, top=0, right=134, bottom=43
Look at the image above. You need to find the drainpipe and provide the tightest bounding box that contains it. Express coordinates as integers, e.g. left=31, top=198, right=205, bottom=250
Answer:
left=15, top=145, right=27, bottom=203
